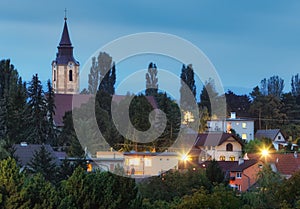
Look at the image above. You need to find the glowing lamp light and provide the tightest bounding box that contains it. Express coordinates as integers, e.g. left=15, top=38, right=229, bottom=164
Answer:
left=261, top=149, right=269, bottom=157
left=180, top=153, right=190, bottom=161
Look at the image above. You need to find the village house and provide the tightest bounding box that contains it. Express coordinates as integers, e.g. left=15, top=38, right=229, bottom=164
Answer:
left=89, top=151, right=179, bottom=177
left=207, top=112, right=254, bottom=142
left=255, top=129, right=287, bottom=150
left=13, top=142, right=67, bottom=168
left=249, top=152, right=300, bottom=179
left=191, top=132, right=243, bottom=162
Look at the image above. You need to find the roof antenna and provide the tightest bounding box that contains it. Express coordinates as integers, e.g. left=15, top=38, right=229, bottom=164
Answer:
left=64, top=8, right=67, bottom=21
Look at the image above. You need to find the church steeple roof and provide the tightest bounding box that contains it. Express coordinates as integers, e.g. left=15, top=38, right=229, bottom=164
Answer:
left=54, top=15, right=79, bottom=66
left=59, top=20, right=72, bottom=46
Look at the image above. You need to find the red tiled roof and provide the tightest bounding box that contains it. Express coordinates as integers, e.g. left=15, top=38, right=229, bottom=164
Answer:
left=248, top=153, right=300, bottom=176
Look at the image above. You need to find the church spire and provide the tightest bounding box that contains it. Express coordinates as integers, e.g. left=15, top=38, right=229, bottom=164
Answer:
left=59, top=12, right=72, bottom=46
left=54, top=12, right=79, bottom=65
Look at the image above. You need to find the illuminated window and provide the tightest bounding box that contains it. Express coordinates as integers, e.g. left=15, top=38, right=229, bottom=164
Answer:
left=227, top=122, right=232, bottom=133
left=236, top=172, right=242, bottom=178
left=242, top=122, right=247, bottom=128
left=242, top=134, right=247, bottom=140
left=226, top=143, right=233, bottom=151
left=129, top=158, right=140, bottom=166
left=219, top=156, right=225, bottom=161
left=144, top=158, right=152, bottom=167
left=229, top=156, right=235, bottom=161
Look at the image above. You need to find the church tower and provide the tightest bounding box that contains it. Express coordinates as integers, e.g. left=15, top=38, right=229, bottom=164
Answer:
left=52, top=14, right=79, bottom=94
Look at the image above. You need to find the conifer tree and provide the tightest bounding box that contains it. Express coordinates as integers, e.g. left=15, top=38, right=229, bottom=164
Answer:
left=28, top=145, right=57, bottom=182
left=7, top=77, right=28, bottom=144
left=46, top=79, right=57, bottom=145
left=27, top=74, right=48, bottom=144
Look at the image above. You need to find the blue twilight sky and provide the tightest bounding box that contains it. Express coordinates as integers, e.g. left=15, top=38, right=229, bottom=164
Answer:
left=0, top=0, right=300, bottom=97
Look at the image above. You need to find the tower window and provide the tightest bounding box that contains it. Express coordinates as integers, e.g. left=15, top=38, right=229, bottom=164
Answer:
left=226, top=143, right=233, bottom=151
left=53, top=70, right=56, bottom=81
left=69, top=70, right=73, bottom=81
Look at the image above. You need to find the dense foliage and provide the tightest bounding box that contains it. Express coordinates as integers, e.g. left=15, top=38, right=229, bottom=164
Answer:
left=1, top=157, right=300, bottom=208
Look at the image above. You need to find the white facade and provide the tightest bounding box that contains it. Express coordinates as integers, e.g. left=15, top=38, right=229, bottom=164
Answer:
left=92, top=151, right=179, bottom=177
left=207, top=114, right=254, bottom=142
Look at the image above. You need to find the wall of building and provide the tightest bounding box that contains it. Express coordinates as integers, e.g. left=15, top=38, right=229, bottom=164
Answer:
left=124, top=154, right=179, bottom=176
left=229, top=162, right=261, bottom=192
left=52, top=62, right=79, bottom=94
left=227, top=120, right=254, bottom=141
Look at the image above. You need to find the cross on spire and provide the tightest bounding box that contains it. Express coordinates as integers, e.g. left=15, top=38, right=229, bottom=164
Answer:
left=64, top=8, right=67, bottom=21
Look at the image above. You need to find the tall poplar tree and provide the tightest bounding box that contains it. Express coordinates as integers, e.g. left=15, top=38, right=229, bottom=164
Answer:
left=88, top=52, right=116, bottom=95
left=145, top=62, right=158, bottom=96
left=291, top=73, right=300, bottom=97
left=180, top=64, right=196, bottom=110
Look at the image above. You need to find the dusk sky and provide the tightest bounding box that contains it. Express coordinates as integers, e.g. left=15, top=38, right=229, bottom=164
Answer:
left=1, top=0, right=300, bottom=97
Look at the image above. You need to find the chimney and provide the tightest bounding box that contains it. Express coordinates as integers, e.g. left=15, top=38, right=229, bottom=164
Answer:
left=238, top=158, right=244, bottom=165
left=230, top=112, right=236, bottom=119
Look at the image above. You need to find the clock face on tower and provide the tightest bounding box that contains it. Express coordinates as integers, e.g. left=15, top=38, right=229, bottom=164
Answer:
left=53, top=63, right=56, bottom=68
left=68, top=62, right=73, bottom=68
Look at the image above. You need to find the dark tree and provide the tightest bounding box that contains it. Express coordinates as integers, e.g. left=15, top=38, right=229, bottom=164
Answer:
left=46, top=79, right=57, bottom=145
left=154, top=92, right=181, bottom=151
left=27, top=74, right=48, bottom=144
left=205, top=159, right=225, bottom=185
left=88, top=52, right=116, bottom=95
left=225, top=90, right=251, bottom=117
left=180, top=64, right=196, bottom=110
left=7, top=77, right=28, bottom=144
left=250, top=86, right=287, bottom=130
left=88, top=57, right=99, bottom=94
left=260, top=76, right=284, bottom=98
left=199, top=78, right=218, bottom=116
left=267, top=75, right=284, bottom=98
left=28, top=145, right=57, bottom=182
left=291, top=73, right=300, bottom=98
left=58, top=111, right=85, bottom=157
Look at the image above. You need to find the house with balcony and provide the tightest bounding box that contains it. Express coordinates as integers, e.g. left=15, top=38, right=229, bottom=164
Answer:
left=207, top=112, right=254, bottom=141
